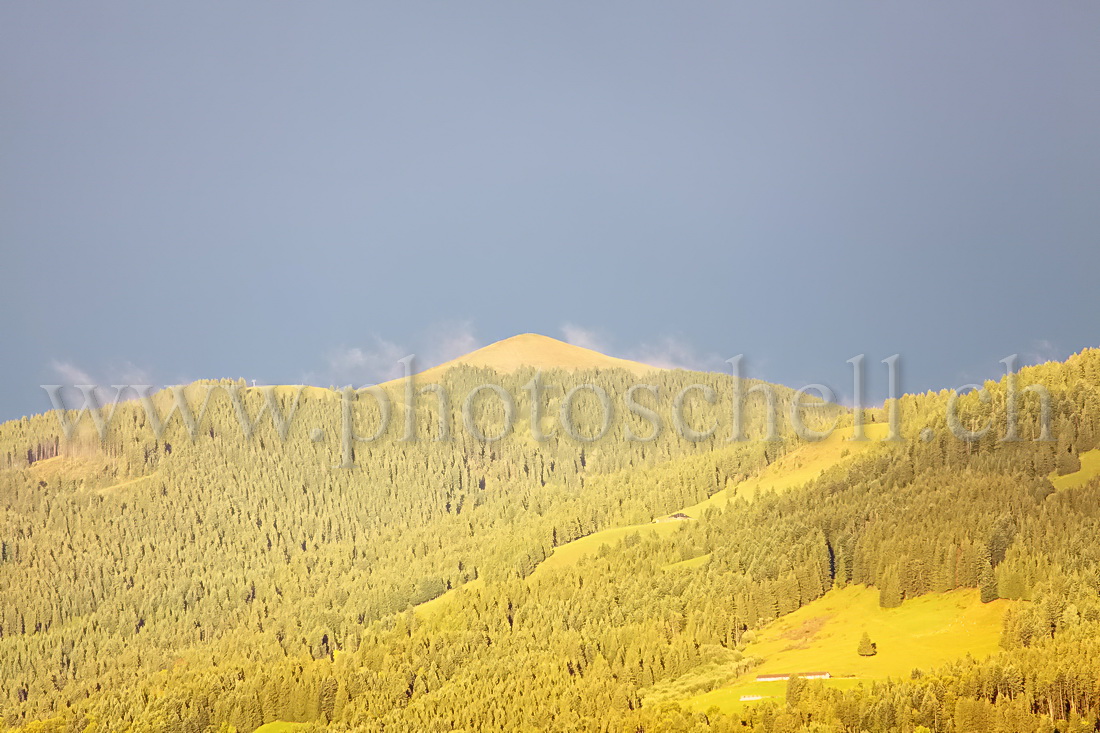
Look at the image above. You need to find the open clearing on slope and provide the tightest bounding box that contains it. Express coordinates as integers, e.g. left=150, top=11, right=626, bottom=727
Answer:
left=673, top=422, right=893, bottom=518
left=25, top=455, right=155, bottom=495
left=537, top=423, right=897, bottom=577
left=96, top=473, right=157, bottom=495
left=1052, top=448, right=1100, bottom=490
left=28, top=455, right=117, bottom=482
left=528, top=520, right=687, bottom=579
left=663, top=553, right=711, bottom=571
left=253, top=723, right=307, bottom=733
left=415, top=578, right=485, bottom=621
left=415, top=523, right=693, bottom=620
left=680, top=585, right=1010, bottom=715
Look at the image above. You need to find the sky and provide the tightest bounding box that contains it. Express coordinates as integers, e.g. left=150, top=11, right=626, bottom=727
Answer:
left=2, top=2, right=1099, bottom=419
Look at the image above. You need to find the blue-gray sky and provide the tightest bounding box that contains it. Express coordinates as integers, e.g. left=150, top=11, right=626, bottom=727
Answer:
left=3, top=2, right=1098, bottom=419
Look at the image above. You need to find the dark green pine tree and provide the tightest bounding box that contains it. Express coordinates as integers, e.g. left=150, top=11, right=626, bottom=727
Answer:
left=857, top=631, right=877, bottom=657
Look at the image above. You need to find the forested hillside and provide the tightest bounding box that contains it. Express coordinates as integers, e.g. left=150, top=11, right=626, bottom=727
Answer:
left=2, top=346, right=1100, bottom=732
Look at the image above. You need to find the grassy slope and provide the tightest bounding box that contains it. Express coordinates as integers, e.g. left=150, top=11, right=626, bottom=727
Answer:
left=680, top=586, right=1010, bottom=714
left=415, top=578, right=485, bottom=622
left=28, top=455, right=118, bottom=482
left=26, top=455, right=156, bottom=496
left=416, top=524, right=693, bottom=619
left=662, top=553, right=711, bottom=571
left=253, top=723, right=307, bottom=733
left=1052, top=448, right=1100, bottom=490
left=96, top=473, right=157, bottom=495
left=540, top=423, right=897, bottom=572
left=672, top=422, right=893, bottom=518
left=529, top=521, right=686, bottom=579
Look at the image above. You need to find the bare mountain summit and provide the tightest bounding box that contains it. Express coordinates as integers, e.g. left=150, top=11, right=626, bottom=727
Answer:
left=423, top=333, right=659, bottom=378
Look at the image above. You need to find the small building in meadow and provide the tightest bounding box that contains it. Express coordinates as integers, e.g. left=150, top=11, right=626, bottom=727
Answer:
left=756, top=672, right=831, bottom=682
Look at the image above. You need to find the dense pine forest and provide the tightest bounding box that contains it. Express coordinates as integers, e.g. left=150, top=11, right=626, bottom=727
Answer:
left=2, top=349, right=1100, bottom=732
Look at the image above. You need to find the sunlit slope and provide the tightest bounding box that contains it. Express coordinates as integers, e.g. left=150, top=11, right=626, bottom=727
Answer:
left=414, top=578, right=485, bottom=622
left=672, top=422, right=892, bottom=517
left=417, top=333, right=659, bottom=380
left=27, top=455, right=116, bottom=483
left=529, top=521, right=686, bottom=579
left=1051, top=448, right=1100, bottom=490
left=415, top=524, right=690, bottom=620
left=681, top=586, right=1009, bottom=714
left=253, top=722, right=307, bottom=733
left=663, top=553, right=710, bottom=571
left=26, top=454, right=157, bottom=495
left=535, top=425, right=896, bottom=575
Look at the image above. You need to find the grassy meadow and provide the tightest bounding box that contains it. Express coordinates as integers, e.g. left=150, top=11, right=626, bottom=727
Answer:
left=680, top=585, right=1010, bottom=714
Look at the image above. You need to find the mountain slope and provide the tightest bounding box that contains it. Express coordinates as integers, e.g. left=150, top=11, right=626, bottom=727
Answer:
left=3, top=346, right=1100, bottom=732
left=417, top=332, right=659, bottom=379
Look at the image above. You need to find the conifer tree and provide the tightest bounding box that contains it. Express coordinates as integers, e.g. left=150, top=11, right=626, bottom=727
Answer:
left=858, top=631, right=877, bottom=657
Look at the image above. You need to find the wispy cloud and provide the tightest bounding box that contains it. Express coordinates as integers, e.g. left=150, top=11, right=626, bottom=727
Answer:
left=44, top=359, right=157, bottom=408
left=48, top=359, right=154, bottom=387
left=311, top=337, right=408, bottom=388
left=560, top=324, right=727, bottom=372
left=49, top=360, right=96, bottom=385
left=424, top=320, right=480, bottom=365
left=560, top=323, right=607, bottom=352
left=627, top=336, right=726, bottom=372
left=306, top=321, right=483, bottom=387
left=1021, top=339, right=1063, bottom=366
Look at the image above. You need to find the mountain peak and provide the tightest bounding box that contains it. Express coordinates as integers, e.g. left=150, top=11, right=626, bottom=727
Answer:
left=431, top=332, right=658, bottom=376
